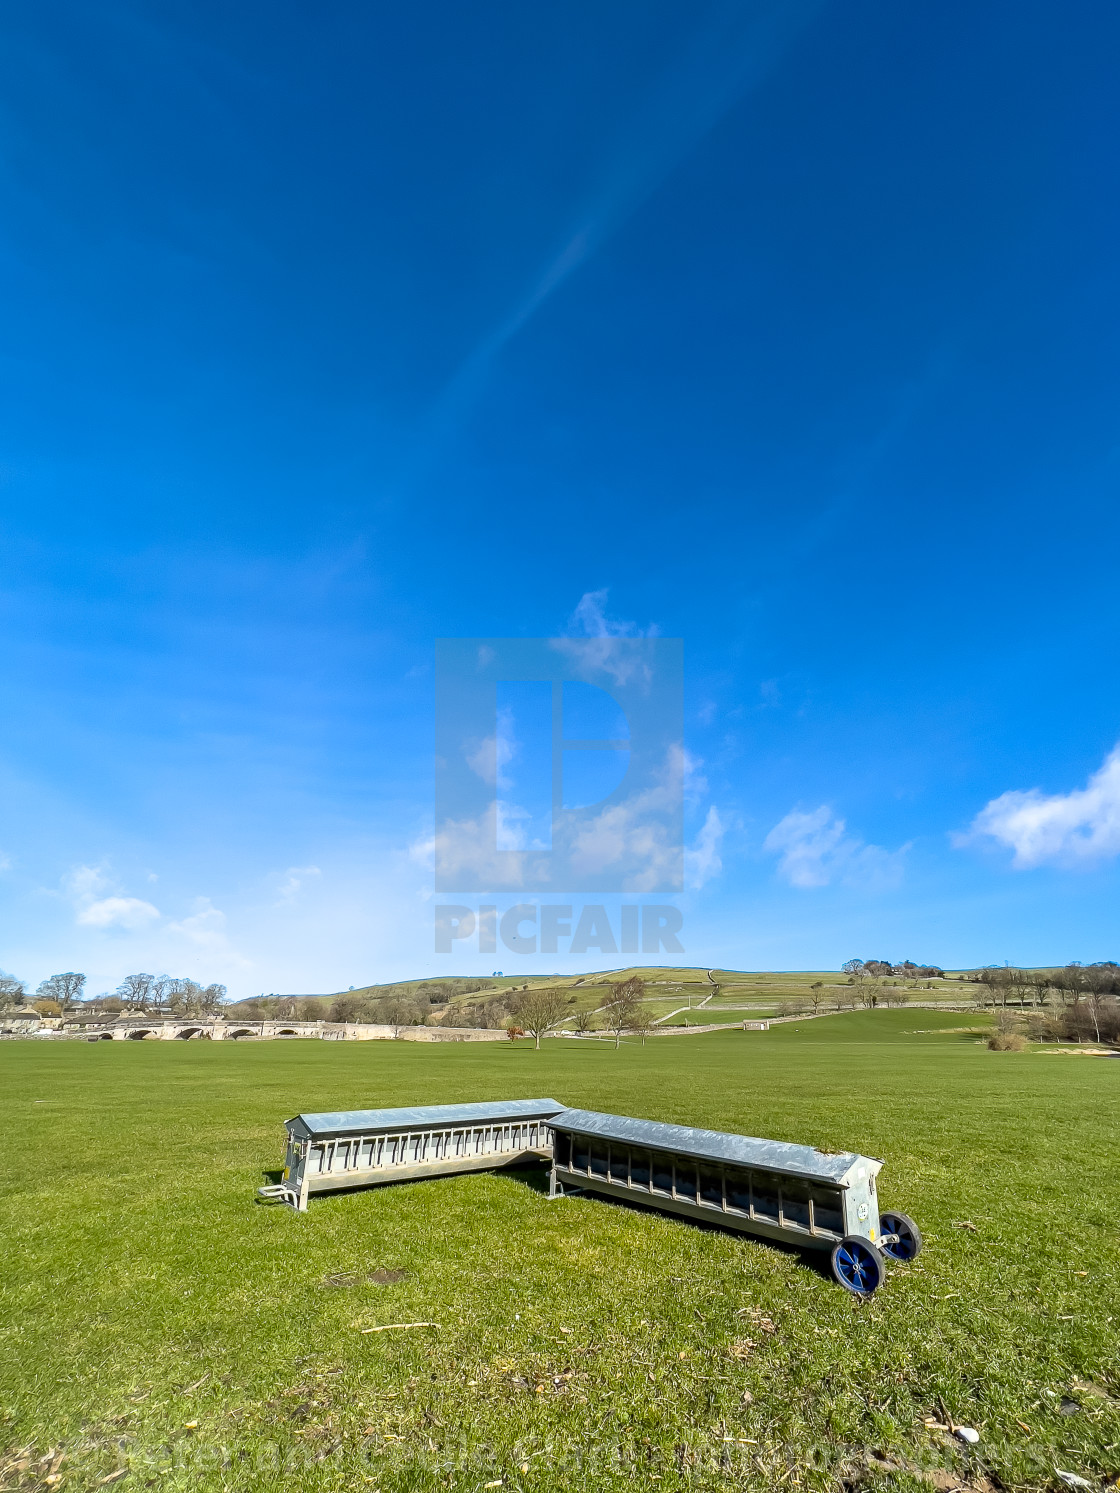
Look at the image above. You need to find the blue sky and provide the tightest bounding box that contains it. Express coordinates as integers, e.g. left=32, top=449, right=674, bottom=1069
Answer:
left=2, top=0, right=1119, bottom=997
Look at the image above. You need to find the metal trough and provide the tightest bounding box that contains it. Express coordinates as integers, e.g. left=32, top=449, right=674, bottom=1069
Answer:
left=259, top=1097, right=564, bottom=1211
left=548, top=1108, right=920, bottom=1294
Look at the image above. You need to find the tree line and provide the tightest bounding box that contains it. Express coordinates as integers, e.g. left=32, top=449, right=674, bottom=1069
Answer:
left=0, top=969, right=228, bottom=1018
left=316, top=978, right=488, bottom=1028
left=973, top=963, right=1120, bottom=1046
left=846, top=958, right=945, bottom=979
left=501, top=976, right=655, bottom=1048
left=775, top=959, right=942, bottom=1015
left=779, top=983, right=914, bottom=1017
left=967, top=962, right=1119, bottom=1009
left=318, top=976, right=658, bottom=1048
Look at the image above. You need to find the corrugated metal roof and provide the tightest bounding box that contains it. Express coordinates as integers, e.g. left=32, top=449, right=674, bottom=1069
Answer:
left=287, top=1098, right=565, bottom=1137
left=551, top=1108, right=878, bottom=1185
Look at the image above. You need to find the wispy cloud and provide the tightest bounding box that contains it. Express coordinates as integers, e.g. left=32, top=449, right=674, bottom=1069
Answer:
left=166, top=898, right=251, bottom=969
left=566, top=589, right=658, bottom=640
left=76, top=896, right=161, bottom=930
left=406, top=0, right=824, bottom=480
left=465, top=705, right=518, bottom=789
left=65, top=865, right=161, bottom=930
left=551, top=590, right=660, bottom=687
left=432, top=802, right=552, bottom=889
left=276, top=865, right=321, bottom=901
left=958, top=743, right=1120, bottom=868
left=764, top=806, right=907, bottom=891
left=686, top=805, right=725, bottom=889
left=566, top=745, right=683, bottom=891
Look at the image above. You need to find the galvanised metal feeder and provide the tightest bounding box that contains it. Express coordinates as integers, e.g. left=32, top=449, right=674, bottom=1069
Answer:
left=547, top=1108, right=921, bottom=1293
left=258, top=1097, right=564, bottom=1211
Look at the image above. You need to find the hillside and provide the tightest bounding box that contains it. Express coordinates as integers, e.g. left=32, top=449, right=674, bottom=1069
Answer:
left=230, top=965, right=993, bottom=1025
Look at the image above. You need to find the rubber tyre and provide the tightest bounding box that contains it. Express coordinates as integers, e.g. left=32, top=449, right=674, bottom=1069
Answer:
left=830, top=1235, right=886, bottom=1295
left=878, top=1211, right=923, bottom=1262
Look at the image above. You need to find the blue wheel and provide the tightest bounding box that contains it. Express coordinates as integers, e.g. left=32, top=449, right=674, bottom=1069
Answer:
left=830, top=1235, right=885, bottom=1295
left=879, top=1211, right=922, bottom=1262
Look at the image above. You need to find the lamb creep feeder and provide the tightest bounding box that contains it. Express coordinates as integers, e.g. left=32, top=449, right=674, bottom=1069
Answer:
left=258, top=1098, right=564, bottom=1211
left=547, top=1108, right=921, bottom=1294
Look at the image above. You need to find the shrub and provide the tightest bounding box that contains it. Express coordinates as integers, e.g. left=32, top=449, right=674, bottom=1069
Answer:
left=988, top=1032, right=1026, bottom=1051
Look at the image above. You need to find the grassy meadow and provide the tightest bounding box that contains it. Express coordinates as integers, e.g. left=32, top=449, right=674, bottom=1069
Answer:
left=2, top=1012, right=1118, bottom=1492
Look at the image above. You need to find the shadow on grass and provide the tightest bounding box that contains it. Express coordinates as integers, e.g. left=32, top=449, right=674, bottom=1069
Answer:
left=549, top=1179, right=840, bottom=1284
left=256, top=1159, right=553, bottom=1207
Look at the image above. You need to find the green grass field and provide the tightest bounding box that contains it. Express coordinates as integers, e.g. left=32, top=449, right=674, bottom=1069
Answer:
left=3, top=1013, right=1118, bottom=1492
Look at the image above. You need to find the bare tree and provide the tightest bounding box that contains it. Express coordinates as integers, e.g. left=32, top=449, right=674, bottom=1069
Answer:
left=808, top=982, right=826, bottom=1014
left=329, top=992, right=367, bottom=1023
left=376, top=992, right=429, bottom=1026
left=842, top=959, right=868, bottom=1005
left=776, top=999, right=810, bottom=1017
left=572, top=1007, right=595, bottom=1034
left=991, top=968, right=1013, bottom=1008
left=598, top=979, right=643, bottom=1049
left=167, top=979, right=203, bottom=1016
left=510, top=987, right=570, bottom=1049
left=628, top=1002, right=655, bottom=1046
left=197, top=983, right=227, bottom=1018
left=1083, top=964, right=1114, bottom=1044
left=147, top=976, right=172, bottom=1014
left=0, top=972, right=26, bottom=1008
left=36, top=972, right=86, bottom=1012
left=1007, top=968, right=1033, bottom=1008
left=116, top=973, right=155, bottom=1011
left=1057, top=963, right=1084, bottom=1010
left=615, top=975, right=647, bottom=1004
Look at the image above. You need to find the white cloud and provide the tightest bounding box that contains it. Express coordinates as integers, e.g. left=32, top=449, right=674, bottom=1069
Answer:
left=567, top=589, right=651, bottom=639
left=566, top=749, right=683, bottom=891
left=276, top=865, right=321, bottom=901
left=680, top=746, right=708, bottom=801
left=960, top=743, right=1120, bottom=868
left=77, top=896, right=161, bottom=930
left=764, top=806, right=906, bottom=891
left=465, top=705, right=517, bottom=789
left=431, top=803, right=552, bottom=889
left=65, top=864, right=161, bottom=930
left=408, top=833, right=435, bottom=871
left=166, top=897, right=251, bottom=969
left=167, top=898, right=227, bottom=947
left=764, top=807, right=845, bottom=887
left=65, top=865, right=110, bottom=900
left=685, top=805, right=725, bottom=889
left=551, top=590, right=660, bottom=687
